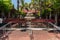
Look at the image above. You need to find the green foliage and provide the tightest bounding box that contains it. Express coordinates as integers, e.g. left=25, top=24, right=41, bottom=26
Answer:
left=21, top=0, right=24, bottom=6
left=0, top=2, right=9, bottom=13
left=19, top=10, right=26, bottom=17
left=47, top=8, right=52, bottom=11
left=41, top=0, right=60, bottom=16
left=20, top=0, right=60, bottom=17
left=52, top=0, right=60, bottom=9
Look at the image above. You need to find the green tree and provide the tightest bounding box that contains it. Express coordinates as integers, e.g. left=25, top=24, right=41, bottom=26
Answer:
left=0, top=1, right=10, bottom=18
left=52, top=0, right=60, bottom=25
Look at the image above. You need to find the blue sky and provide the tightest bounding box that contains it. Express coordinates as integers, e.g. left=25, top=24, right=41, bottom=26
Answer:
left=24, top=0, right=31, bottom=3
left=11, top=0, right=31, bottom=9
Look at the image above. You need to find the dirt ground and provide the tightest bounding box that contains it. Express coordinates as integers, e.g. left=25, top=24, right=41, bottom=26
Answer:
left=7, top=30, right=60, bottom=40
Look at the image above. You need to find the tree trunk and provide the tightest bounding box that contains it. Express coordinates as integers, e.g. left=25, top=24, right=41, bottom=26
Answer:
left=8, top=12, right=10, bottom=18
left=1, top=12, right=4, bottom=18
left=17, top=0, right=19, bottom=11
left=17, top=0, right=20, bottom=18
left=55, top=12, right=57, bottom=25
left=49, top=12, right=51, bottom=19
left=46, top=13, right=48, bottom=19
left=39, top=0, right=42, bottom=19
